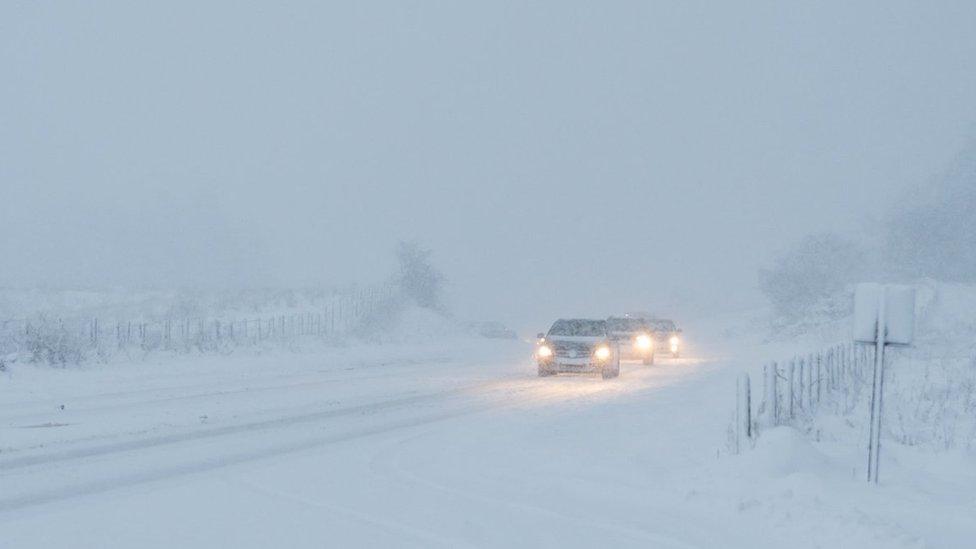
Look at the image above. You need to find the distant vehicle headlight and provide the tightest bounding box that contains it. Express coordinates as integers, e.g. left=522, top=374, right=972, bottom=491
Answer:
left=635, top=334, right=653, bottom=350
left=537, top=345, right=553, bottom=358
left=594, top=345, right=611, bottom=361
left=669, top=336, right=680, bottom=351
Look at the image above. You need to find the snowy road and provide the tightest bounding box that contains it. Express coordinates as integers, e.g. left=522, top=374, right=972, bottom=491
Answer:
left=1, top=338, right=971, bottom=548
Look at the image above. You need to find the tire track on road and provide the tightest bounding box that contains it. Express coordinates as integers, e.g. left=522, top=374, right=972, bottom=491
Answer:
left=0, top=386, right=473, bottom=471
left=0, top=363, right=678, bottom=514
left=0, top=382, right=552, bottom=513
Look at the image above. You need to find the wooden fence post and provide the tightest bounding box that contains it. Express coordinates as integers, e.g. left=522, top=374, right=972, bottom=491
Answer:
left=786, top=359, right=795, bottom=420
left=764, top=362, right=779, bottom=427
left=830, top=348, right=837, bottom=389
left=798, top=357, right=806, bottom=410
left=736, top=373, right=752, bottom=453
left=806, top=354, right=814, bottom=411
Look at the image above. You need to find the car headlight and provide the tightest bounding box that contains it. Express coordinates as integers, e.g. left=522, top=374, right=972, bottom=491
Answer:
left=669, top=336, right=680, bottom=349
left=537, top=345, right=552, bottom=358
left=635, top=334, right=652, bottom=350
left=594, top=345, right=611, bottom=361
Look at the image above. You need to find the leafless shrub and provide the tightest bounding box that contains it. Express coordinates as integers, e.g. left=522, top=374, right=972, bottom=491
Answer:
left=24, top=317, right=87, bottom=366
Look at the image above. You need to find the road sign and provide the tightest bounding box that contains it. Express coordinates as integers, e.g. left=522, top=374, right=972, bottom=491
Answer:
left=853, top=283, right=916, bottom=484
left=854, top=283, right=915, bottom=346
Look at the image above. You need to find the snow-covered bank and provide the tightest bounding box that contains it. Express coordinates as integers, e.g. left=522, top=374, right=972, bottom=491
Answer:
left=709, top=280, right=976, bottom=547
left=740, top=280, right=976, bottom=453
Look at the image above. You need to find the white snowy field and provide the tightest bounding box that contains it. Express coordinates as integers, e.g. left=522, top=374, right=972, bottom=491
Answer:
left=1, top=324, right=974, bottom=548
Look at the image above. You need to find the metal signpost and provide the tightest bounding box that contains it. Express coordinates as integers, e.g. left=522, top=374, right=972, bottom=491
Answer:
left=853, top=283, right=915, bottom=484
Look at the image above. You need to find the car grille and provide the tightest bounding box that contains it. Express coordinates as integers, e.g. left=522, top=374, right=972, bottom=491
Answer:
left=551, top=341, right=594, bottom=358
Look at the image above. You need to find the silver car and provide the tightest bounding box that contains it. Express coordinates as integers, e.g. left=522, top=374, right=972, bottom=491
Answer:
left=535, top=319, right=620, bottom=379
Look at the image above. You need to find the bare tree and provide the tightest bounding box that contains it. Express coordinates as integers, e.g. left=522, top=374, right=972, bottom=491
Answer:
left=396, top=241, right=445, bottom=310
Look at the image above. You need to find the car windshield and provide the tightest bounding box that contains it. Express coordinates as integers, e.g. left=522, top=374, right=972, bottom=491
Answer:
left=647, top=320, right=677, bottom=332
left=548, top=319, right=606, bottom=337
left=606, top=317, right=646, bottom=332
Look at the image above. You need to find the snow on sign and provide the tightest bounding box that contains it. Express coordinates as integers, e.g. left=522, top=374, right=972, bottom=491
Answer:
left=853, top=283, right=916, bottom=346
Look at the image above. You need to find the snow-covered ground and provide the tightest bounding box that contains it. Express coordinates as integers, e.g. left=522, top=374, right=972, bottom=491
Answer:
left=2, top=311, right=973, bottom=548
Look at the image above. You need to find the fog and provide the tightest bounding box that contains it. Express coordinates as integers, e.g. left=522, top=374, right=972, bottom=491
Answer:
left=3, top=1, right=975, bottom=329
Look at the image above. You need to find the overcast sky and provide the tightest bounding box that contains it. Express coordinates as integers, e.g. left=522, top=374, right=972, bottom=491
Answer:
left=2, top=1, right=975, bottom=327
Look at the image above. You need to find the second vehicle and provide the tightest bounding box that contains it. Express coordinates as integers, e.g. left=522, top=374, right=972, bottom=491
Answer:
left=606, top=316, right=656, bottom=365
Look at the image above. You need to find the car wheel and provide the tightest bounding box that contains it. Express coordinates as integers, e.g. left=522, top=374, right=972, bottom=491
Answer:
left=538, top=364, right=555, bottom=377
left=642, top=353, right=655, bottom=366
left=671, top=352, right=680, bottom=359
left=601, top=363, right=619, bottom=379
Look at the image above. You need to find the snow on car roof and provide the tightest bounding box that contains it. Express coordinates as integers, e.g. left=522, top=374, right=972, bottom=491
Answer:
left=646, top=319, right=677, bottom=331
left=548, top=319, right=607, bottom=337
left=606, top=317, right=648, bottom=331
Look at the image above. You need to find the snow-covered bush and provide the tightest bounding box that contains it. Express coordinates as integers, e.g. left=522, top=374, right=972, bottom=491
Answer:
left=23, top=317, right=89, bottom=366
left=887, top=354, right=976, bottom=451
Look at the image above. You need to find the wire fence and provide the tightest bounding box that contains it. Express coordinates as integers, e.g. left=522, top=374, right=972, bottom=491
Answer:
left=733, top=343, right=876, bottom=453
left=0, top=284, right=398, bottom=366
